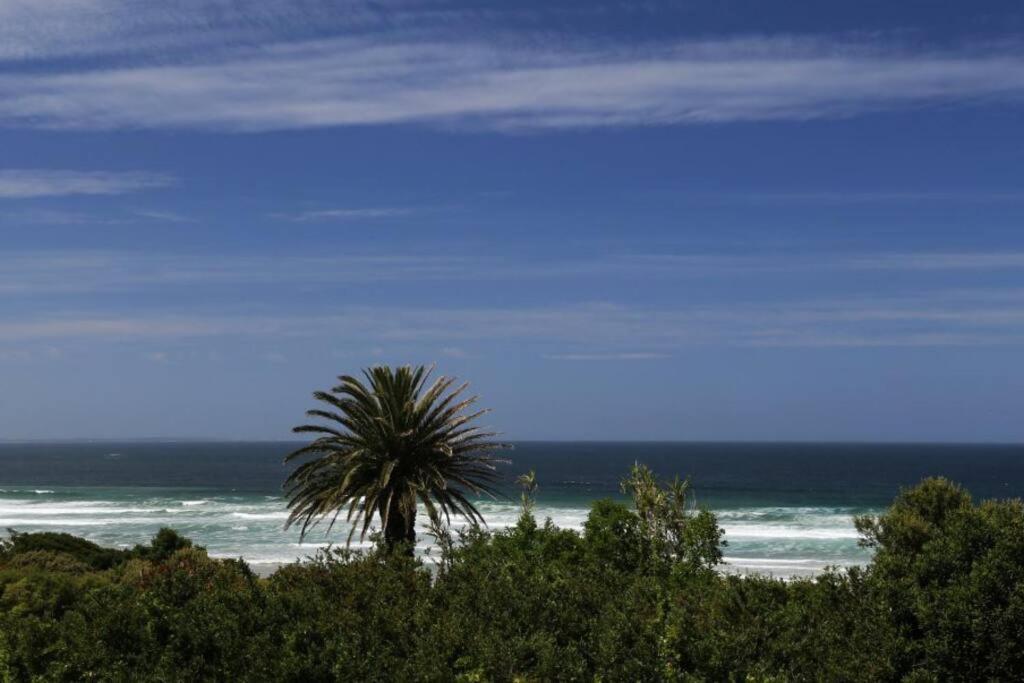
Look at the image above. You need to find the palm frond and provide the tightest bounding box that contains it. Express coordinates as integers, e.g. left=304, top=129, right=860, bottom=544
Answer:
left=284, top=364, right=511, bottom=550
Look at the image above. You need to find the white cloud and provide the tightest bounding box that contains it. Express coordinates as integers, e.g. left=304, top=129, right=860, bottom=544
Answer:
left=132, top=209, right=194, bottom=223
left=741, top=331, right=1024, bottom=348
left=279, top=207, right=414, bottom=222
left=2, top=208, right=187, bottom=225
left=2, top=33, right=1024, bottom=131
left=0, top=251, right=481, bottom=294
left=0, top=317, right=245, bottom=340
left=736, top=191, right=1024, bottom=205
left=3, top=248, right=1024, bottom=347
left=0, top=0, right=391, bottom=62
left=544, top=352, right=670, bottom=361
left=6, top=249, right=1024, bottom=295
left=0, top=170, right=174, bottom=199
left=1, top=291, right=1022, bottom=349
left=847, top=252, right=1024, bottom=271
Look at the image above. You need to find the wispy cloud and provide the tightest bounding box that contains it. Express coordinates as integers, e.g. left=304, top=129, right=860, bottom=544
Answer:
left=131, top=209, right=194, bottom=223
left=846, top=252, right=1024, bottom=271
left=2, top=31, right=1024, bottom=131
left=544, top=352, right=670, bottom=361
left=742, top=331, right=1023, bottom=348
left=2, top=291, right=1023, bottom=349
left=0, top=346, right=62, bottom=362
left=6, top=249, right=1024, bottom=295
left=0, top=251, right=481, bottom=294
left=0, top=0, right=405, bottom=62
left=733, top=191, right=1024, bottom=205
left=2, top=208, right=192, bottom=226
left=0, top=170, right=174, bottom=199
left=440, top=346, right=469, bottom=359
left=278, top=207, right=415, bottom=222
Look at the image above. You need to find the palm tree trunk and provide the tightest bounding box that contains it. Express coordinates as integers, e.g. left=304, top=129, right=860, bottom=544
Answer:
left=384, top=501, right=416, bottom=555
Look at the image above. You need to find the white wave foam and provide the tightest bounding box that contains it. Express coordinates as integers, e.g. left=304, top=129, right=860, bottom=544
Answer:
left=0, top=491, right=873, bottom=577
left=723, top=555, right=869, bottom=575
left=722, top=524, right=860, bottom=540
left=0, top=505, right=160, bottom=516
left=724, top=556, right=825, bottom=566
left=210, top=554, right=306, bottom=565
left=231, top=511, right=289, bottom=520
left=0, top=518, right=117, bottom=527
left=1, top=515, right=173, bottom=527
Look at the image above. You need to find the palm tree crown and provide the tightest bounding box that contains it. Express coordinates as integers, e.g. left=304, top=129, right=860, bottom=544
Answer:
left=284, top=365, right=509, bottom=551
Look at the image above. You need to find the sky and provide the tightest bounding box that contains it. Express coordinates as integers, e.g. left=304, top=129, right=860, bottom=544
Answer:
left=1, top=0, right=1023, bottom=442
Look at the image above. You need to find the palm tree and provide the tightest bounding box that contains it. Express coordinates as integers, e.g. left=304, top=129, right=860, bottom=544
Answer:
left=283, top=365, right=510, bottom=553
left=516, top=469, right=538, bottom=515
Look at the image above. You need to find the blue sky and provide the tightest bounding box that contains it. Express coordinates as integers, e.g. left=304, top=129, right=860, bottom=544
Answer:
left=2, top=0, right=1023, bottom=441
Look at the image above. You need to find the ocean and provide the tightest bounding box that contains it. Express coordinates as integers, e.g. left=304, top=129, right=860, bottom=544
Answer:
left=2, top=441, right=1023, bottom=577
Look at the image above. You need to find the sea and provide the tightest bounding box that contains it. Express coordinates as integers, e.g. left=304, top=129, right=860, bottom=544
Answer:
left=2, top=441, right=1023, bottom=577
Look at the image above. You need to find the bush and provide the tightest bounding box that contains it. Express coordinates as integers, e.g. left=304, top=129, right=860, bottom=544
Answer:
left=1, top=530, right=126, bottom=570
left=262, top=547, right=431, bottom=682
left=856, top=477, right=1024, bottom=679
left=0, top=475, right=1022, bottom=680
left=128, top=527, right=196, bottom=562
left=2, top=552, right=91, bottom=575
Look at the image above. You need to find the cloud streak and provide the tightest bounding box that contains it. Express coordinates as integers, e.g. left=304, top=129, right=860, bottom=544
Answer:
left=0, top=170, right=174, bottom=199
left=544, top=352, right=671, bottom=361
left=279, top=207, right=415, bottom=222
left=2, top=292, right=1022, bottom=349
left=2, top=33, right=1024, bottom=131
left=6, top=249, right=1024, bottom=294
left=0, top=0, right=392, bottom=62
left=4, top=249, right=1024, bottom=346
left=847, top=252, right=1024, bottom=271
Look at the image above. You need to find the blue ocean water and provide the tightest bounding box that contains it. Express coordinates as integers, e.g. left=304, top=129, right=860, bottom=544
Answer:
left=2, top=441, right=1022, bottom=576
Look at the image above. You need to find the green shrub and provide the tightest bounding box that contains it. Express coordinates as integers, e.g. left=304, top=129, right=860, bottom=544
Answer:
left=1, top=530, right=126, bottom=570
left=263, top=547, right=431, bottom=682
left=0, top=476, right=1022, bottom=681
left=857, top=477, right=1024, bottom=680
left=128, top=527, right=196, bottom=562
left=2, top=551, right=91, bottom=575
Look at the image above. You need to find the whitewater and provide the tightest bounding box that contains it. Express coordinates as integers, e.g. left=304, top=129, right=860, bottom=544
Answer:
left=4, top=440, right=1022, bottom=577
left=0, top=487, right=873, bottom=577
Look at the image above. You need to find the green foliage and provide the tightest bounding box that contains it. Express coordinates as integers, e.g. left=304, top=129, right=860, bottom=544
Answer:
left=263, top=547, right=431, bottom=682
left=620, top=462, right=725, bottom=573
left=584, top=498, right=647, bottom=572
left=128, top=526, right=195, bottom=562
left=0, top=636, right=9, bottom=683
left=1, top=551, right=91, bottom=575
left=284, top=365, right=510, bottom=552
left=515, top=469, right=538, bottom=516
left=662, top=568, right=900, bottom=681
left=856, top=477, right=1024, bottom=679
left=0, top=475, right=1022, bottom=680
left=1, top=529, right=127, bottom=570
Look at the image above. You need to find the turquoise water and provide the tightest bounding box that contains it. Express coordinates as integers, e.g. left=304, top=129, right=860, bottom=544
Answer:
left=3, top=441, right=1022, bottom=576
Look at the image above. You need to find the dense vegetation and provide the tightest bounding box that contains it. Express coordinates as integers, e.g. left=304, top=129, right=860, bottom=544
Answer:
left=1, top=473, right=1023, bottom=681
